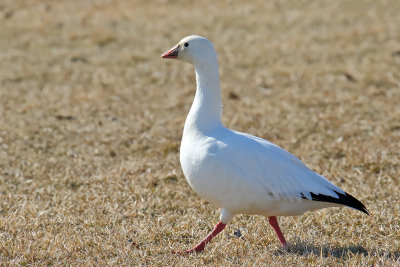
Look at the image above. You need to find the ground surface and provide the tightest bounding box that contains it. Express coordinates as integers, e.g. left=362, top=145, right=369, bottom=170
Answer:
left=0, top=0, right=399, bottom=266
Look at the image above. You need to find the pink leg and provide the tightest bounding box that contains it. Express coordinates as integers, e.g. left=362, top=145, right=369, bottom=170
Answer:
left=268, top=216, right=287, bottom=248
left=176, top=221, right=226, bottom=254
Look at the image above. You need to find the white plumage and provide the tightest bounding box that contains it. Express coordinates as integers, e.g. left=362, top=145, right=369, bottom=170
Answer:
left=162, top=35, right=368, bottom=253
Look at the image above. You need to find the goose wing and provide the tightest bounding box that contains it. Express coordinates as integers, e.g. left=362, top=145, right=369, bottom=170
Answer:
left=214, top=130, right=368, bottom=214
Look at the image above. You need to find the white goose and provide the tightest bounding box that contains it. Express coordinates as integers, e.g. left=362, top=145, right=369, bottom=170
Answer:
left=161, top=35, right=369, bottom=253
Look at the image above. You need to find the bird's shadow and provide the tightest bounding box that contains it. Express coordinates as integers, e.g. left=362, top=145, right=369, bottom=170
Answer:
left=276, top=240, right=400, bottom=261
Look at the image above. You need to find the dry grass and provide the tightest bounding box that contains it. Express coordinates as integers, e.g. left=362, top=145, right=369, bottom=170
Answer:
left=0, top=0, right=399, bottom=265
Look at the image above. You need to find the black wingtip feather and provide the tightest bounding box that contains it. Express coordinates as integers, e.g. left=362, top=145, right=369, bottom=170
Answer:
left=302, top=190, right=370, bottom=215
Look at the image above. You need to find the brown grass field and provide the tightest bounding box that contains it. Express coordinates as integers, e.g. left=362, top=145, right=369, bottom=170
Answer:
left=0, top=0, right=399, bottom=265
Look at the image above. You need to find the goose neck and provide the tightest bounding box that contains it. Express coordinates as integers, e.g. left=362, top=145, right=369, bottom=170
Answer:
left=185, top=60, right=222, bottom=133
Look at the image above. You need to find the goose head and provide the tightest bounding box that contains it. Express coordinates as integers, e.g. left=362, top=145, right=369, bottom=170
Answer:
left=161, top=35, right=217, bottom=65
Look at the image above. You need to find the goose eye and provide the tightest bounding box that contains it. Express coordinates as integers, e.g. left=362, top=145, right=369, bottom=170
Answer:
left=184, top=42, right=189, bottom=47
